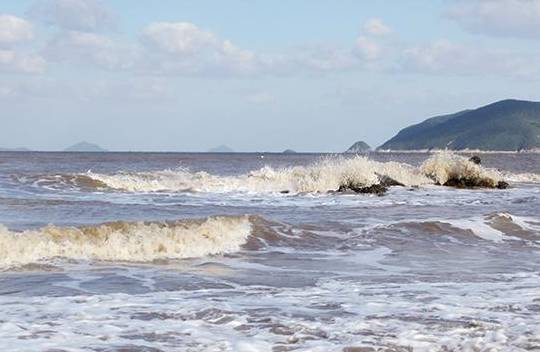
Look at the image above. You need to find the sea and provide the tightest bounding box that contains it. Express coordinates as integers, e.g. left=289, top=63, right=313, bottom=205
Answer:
left=0, top=151, right=539, bottom=352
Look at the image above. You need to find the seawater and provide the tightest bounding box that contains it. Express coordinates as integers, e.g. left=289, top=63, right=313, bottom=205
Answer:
left=0, top=151, right=539, bottom=351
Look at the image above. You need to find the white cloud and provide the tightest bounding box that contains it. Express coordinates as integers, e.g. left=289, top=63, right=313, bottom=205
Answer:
left=140, top=21, right=259, bottom=75
left=44, top=30, right=133, bottom=70
left=0, top=15, right=34, bottom=45
left=350, top=18, right=393, bottom=62
left=29, top=0, right=115, bottom=32
left=447, top=0, right=540, bottom=39
left=400, top=39, right=540, bottom=77
left=363, top=18, right=391, bottom=36
left=141, top=22, right=217, bottom=55
left=140, top=21, right=387, bottom=76
left=354, top=36, right=381, bottom=61
left=0, top=49, right=45, bottom=73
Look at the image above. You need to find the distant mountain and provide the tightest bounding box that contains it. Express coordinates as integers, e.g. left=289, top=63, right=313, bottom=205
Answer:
left=0, top=147, right=30, bottom=152
left=208, top=145, right=234, bottom=153
left=378, top=99, right=540, bottom=151
left=65, top=141, right=107, bottom=152
left=282, top=149, right=297, bottom=154
left=345, top=141, right=371, bottom=153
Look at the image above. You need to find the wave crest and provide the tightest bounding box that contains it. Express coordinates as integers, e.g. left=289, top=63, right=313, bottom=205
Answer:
left=83, top=156, right=431, bottom=194
left=0, top=216, right=252, bottom=268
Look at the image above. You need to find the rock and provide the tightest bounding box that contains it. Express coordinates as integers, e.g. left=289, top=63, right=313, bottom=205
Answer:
left=358, top=184, right=388, bottom=195
left=443, top=177, right=509, bottom=189
left=496, top=181, right=509, bottom=189
left=337, top=183, right=388, bottom=196
left=469, top=155, right=482, bottom=164
left=377, top=173, right=405, bottom=187
left=443, top=177, right=491, bottom=188
left=336, top=173, right=406, bottom=196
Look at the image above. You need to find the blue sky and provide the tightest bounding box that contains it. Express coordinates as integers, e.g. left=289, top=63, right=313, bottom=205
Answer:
left=1, top=0, right=540, bottom=151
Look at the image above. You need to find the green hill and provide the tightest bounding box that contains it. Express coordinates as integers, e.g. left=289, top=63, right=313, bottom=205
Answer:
left=378, top=99, right=540, bottom=151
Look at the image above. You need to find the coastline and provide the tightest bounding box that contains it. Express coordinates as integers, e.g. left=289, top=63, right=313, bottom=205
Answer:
left=375, top=148, right=540, bottom=154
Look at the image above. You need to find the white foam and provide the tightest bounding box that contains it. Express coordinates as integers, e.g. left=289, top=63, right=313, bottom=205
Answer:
left=491, top=212, right=540, bottom=234
left=0, top=216, right=251, bottom=268
left=502, top=171, right=540, bottom=183
left=83, top=156, right=432, bottom=194
left=420, top=151, right=503, bottom=186
left=444, top=217, right=506, bottom=242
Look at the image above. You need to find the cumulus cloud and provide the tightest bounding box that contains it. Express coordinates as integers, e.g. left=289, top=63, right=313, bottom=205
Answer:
left=0, top=15, right=34, bottom=45
left=0, top=49, right=45, bottom=73
left=351, top=18, right=394, bottom=62
left=363, top=18, right=391, bottom=36
left=28, top=0, right=115, bottom=32
left=140, top=21, right=259, bottom=75
left=43, top=30, right=133, bottom=70
left=447, top=0, right=540, bottom=39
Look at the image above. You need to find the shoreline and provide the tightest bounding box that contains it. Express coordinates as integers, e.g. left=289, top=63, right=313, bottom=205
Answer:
left=375, top=149, right=540, bottom=154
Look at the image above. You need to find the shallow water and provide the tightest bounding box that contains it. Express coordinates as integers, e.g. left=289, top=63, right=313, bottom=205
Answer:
left=0, top=151, right=539, bottom=351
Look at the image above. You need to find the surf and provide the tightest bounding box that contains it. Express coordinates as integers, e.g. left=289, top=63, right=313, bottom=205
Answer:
left=0, top=215, right=252, bottom=269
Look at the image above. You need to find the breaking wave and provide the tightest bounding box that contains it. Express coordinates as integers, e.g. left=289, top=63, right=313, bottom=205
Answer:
left=502, top=171, right=540, bottom=183
left=0, top=216, right=252, bottom=268
left=37, top=152, right=525, bottom=194
left=420, top=151, right=503, bottom=187
left=83, top=156, right=431, bottom=193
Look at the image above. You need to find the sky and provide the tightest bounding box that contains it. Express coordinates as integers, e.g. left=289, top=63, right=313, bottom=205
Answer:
left=1, top=0, right=540, bottom=152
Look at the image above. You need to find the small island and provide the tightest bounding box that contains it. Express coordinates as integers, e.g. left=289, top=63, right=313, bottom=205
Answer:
left=282, top=149, right=297, bottom=154
left=208, top=145, right=234, bottom=153
left=64, top=141, right=107, bottom=152
left=345, top=141, right=371, bottom=153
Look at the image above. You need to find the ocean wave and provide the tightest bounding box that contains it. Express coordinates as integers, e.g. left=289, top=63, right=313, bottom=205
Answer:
left=501, top=171, right=540, bottom=183
left=33, top=152, right=527, bottom=194
left=0, top=216, right=252, bottom=269
left=68, top=156, right=431, bottom=194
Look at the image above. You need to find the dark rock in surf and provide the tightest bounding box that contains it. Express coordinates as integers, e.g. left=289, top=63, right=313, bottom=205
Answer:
left=357, top=184, right=388, bottom=195
left=443, top=177, right=491, bottom=188
left=469, top=156, right=481, bottom=165
left=336, top=173, right=406, bottom=195
left=377, top=174, right=405, bottom=187
left=442, top=177, right=509, bottom=189
left=337, top=182, right=388, bottom=196
left=496, top=181, right=509, bottom=189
